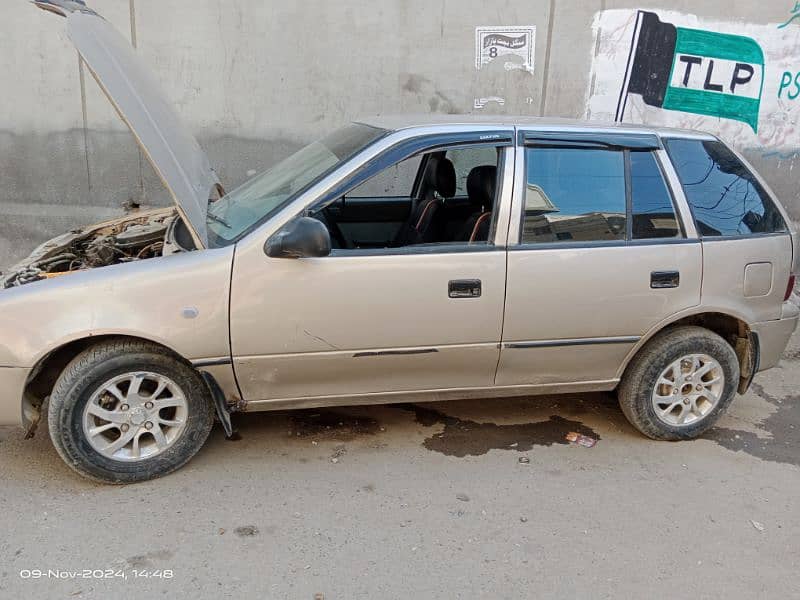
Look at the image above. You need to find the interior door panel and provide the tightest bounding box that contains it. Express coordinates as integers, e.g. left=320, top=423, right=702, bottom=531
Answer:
left=338, top=197, right=412, bottom=222
left=326, top=196, right=411, bottom=247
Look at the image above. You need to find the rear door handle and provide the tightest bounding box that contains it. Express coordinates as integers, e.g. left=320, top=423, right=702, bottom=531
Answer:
left=651, top=271, right=680, bottom=289
left=449, top=279, right=482, bottom=298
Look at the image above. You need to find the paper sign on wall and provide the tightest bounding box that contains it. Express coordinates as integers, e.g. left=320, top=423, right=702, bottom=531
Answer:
left=475, top=26, right=536, bottom=73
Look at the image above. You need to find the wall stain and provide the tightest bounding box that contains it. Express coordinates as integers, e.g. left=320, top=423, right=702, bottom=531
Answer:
left=707, top=383, right=800, bottom=467
left=399, top=404, right=600, bottom=457
left=399, top=73, right=459, bottom=114
left=400, top=73, right=427, bottom=94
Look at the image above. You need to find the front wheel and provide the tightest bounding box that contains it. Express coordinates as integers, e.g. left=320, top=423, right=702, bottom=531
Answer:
left=618, top=326, right=740, bottom=440
left=48, top=340, right=215, bottom=484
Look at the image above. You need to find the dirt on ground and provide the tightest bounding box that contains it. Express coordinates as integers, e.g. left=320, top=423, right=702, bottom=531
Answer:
left=1, top=333, right=799, bottom=599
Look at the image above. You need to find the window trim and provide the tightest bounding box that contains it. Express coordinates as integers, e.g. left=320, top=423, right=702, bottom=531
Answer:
left=520, top=130, right=662, bottom=150
left=624, top=150, right=633, bottom=241
left=516, top=144, right=685, bottom=248
left=691, top=231, right=791, bottom=243
left=508, top=238, right=700, bottom=252
left=329, top=245, right=503, bottom=258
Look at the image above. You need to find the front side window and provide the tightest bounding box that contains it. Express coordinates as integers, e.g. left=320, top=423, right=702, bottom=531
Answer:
left=665, top=139, right=786, bottom=237
left=347, top=156, right=423, bottom=198
left=206, top=123, right=386, bottom=246
left=522, top=147, right=627, bottom=244
left=309, top=143, right=504, bottom=251
left=447, top=146, right=501, bottom=196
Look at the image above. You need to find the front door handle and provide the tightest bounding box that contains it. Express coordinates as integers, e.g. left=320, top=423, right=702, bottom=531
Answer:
left=449, top=279, right=482, bottom=298
left=651, top=271, right=680, bottom=289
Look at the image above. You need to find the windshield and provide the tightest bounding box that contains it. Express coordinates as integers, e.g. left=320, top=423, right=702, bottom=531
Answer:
left=206, top=123, right=386, bottom=246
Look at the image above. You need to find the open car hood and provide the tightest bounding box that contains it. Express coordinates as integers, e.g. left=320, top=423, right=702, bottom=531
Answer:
left=34, top=0, right=219, bottom=248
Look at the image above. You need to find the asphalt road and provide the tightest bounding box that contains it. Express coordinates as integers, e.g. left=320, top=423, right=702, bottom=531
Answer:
left=1, top=332, right=799, bottom=599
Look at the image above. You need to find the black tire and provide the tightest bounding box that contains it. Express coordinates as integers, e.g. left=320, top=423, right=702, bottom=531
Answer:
left=618, top=326, right=740, bottom=440
left=47, top=339, right=214, bottom=484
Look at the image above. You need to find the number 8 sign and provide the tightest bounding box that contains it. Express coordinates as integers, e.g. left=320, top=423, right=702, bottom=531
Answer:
left=475, top=26, right=536, bottom=73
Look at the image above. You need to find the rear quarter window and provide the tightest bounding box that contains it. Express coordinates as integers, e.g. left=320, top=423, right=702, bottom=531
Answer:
left=665, top=139, right=786, bottom=237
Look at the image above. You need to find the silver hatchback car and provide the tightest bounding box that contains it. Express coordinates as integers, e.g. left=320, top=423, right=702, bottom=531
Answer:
left=2, top=1, right=797, bottom=483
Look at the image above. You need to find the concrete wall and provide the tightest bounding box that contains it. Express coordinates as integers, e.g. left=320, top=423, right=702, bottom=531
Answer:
left=3, top=0, right=800, bottom=270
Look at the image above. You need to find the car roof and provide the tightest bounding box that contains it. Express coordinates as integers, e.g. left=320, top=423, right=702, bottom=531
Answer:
left=356, top=114, right=716, bottom=140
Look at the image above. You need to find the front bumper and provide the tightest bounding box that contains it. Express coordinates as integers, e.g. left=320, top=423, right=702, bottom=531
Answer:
left=0, top=367, right=31, bottom=427
left=752, top=301, right=800, bottom=371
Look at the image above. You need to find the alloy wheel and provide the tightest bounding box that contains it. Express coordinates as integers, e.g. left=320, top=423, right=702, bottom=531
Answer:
left=651, top=354, right=725, bottom=427
left=82, top=371, right=189, bottom=461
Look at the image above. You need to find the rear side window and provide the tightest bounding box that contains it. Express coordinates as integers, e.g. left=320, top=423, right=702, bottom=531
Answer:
left=630, top=151, right=680, bottom=239
left=521, top=146, right=680, bottom=244
left=665, top=139, right=786, bottom=237
left=522, top=147, right=627, bottom=244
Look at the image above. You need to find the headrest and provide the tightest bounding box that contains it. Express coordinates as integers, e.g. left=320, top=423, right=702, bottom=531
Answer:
left=424, top=156, right=456, bottom=199
left=466, top=165, right=497, bottom=210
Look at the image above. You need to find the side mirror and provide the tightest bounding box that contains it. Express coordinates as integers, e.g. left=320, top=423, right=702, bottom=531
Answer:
left=264, top=217, right=332, bottom=259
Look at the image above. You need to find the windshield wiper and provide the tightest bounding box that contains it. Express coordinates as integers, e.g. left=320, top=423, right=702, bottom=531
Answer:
left=206, top=211, right=231, bottom=228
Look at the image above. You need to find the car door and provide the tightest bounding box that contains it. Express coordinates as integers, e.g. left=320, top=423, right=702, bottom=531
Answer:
left=496, top=130, right=703, bottom=387
left=228, top=129, right=515, bottom=404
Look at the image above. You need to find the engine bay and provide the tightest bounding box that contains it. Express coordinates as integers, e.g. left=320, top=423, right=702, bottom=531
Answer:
left=1, top=208, right=189, bottom=288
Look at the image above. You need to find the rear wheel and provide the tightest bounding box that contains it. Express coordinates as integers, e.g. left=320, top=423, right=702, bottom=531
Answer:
left=618, top=326, right=740, bottom=440
left=48, top=339, right=214, bottom=483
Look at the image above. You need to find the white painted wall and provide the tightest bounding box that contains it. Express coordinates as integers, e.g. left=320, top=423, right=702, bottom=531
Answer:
left=1, top=0, right=799, bottom=269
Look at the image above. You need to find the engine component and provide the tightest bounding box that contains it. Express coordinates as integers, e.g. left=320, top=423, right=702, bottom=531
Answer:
left=83, top=235, right=116, bottom=267
left=114, top=222, right=168, bottom=248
